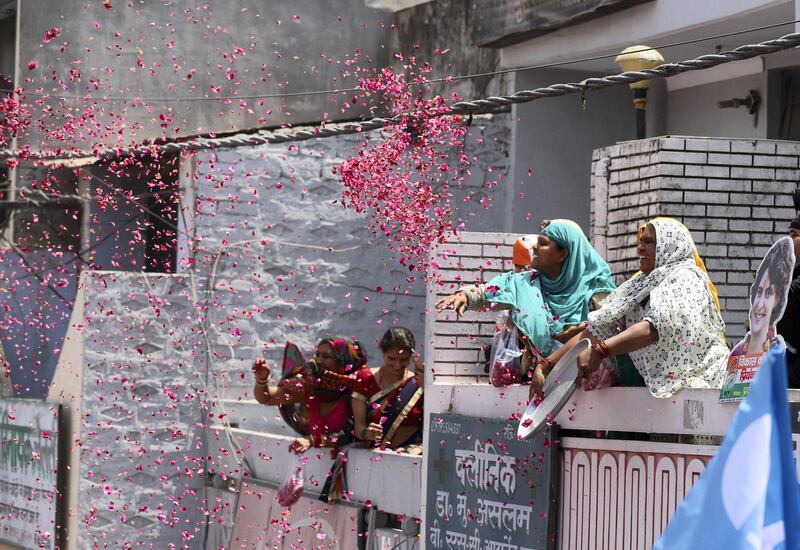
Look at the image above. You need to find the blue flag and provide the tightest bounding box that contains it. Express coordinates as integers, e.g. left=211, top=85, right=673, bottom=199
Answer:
left=654, top=344, right=800, bottom=550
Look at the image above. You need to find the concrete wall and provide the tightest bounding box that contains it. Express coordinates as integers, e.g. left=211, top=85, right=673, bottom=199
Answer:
left=71, top=272, right=207, bottom=548
left=667, top=74, right=767, bottom=139
left=509, top=68, right=636, bottom=232
left=17, top=0, right=392, bottom=147
left=190, top=114, right=511, bottom=401
left=46, top=279, right=85, bottom=550
left=0, top=15, right=14, bottom=83
left=390, top=0, right=513, bottom=102
left=500, top=0, right=793, bottom=69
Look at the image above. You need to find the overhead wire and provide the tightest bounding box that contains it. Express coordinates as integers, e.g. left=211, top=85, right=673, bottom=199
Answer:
left=4, top=17, right=800, bottom=102
left=9, top=212, right=146, bottom=283
left=0, top=233, right=73, bottom=305
left=429, top=17, right=800, bottom=83
left=5, top=27, right=800, bottom=306
left=3, top=29, right=800, bottom=161
left=6, top=26, right=800, bottom=298
left=90, top=175, right=179, bottom=231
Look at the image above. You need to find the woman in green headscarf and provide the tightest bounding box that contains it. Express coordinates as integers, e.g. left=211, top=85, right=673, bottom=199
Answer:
left=436, top=219, right=617, bottom=369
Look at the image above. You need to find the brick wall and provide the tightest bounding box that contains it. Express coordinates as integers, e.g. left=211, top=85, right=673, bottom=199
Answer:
left=426, top=232, right=517, bottom=383
left=591, top=136, right=799, bottom=343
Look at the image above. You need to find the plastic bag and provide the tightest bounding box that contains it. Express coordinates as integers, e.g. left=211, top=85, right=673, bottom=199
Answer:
left=277, top=455, right=305, bottom=507
left=489, top=313, right=524, bottom=387
left=581, top=356, right=619, bottom=391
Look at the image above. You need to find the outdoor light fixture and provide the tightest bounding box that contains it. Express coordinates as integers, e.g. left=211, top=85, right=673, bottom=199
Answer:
left=615, top=45, right=664, bottom=139
left=719, top=89, right=761, bottom=127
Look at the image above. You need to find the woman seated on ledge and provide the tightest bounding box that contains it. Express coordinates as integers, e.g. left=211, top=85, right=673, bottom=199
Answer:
left=251, top=336, right=367, bottom=453
left=436, top=219, right=617, bottom=364
left=531, top=217, right=728, bottom=399
left=352, top=327, right=425, bottom=455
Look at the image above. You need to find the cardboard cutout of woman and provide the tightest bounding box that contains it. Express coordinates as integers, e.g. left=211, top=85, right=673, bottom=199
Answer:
left=722, top=237, right=796, bottom=401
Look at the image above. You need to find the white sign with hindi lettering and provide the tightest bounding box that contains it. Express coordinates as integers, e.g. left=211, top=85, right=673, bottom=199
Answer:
left=0, top=399, right=61, bottom=550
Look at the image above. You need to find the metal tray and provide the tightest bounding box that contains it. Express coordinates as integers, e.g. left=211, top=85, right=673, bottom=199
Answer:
left=517, top=338, right=591, bottom=440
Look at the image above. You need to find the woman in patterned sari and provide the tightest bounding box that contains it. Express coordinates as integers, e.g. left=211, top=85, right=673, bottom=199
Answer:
left=352, top=327, right=425, bottom=454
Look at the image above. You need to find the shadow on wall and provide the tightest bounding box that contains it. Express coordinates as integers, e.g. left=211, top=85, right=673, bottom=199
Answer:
left=0, top=250, right=78, bottom=398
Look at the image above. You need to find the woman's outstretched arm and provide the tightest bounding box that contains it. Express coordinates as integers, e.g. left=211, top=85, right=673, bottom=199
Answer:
left=576, top=320, right=658, bottom=383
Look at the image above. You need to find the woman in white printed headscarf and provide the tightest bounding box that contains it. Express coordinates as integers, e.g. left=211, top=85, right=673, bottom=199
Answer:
left=581, top=217, right=729, bottom=397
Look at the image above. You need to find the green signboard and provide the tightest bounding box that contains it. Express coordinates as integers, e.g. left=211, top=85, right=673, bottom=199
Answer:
left=425, top=413, right=558, bottom=550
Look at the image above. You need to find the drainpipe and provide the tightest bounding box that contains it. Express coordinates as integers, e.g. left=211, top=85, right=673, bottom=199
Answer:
left=79, top=168, right=92, bottom=269
left=592, top=156, right=611, bottom=259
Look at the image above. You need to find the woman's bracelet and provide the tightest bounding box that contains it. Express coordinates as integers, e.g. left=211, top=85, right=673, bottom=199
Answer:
left=255, top=377, right=269, bottom=386
left=538, top=357, right=555, bottom=374
left=592, top=340, right=610, bottom=358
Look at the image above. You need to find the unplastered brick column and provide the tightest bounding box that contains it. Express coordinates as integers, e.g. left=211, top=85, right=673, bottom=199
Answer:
left=591, top=136, right=798, bottom=343
left=425, top=232, right=518, bottom=384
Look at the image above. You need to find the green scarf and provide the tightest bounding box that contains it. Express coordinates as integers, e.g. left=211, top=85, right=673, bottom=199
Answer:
left=484, top=271, right=559, bottom=356
left=539, top=220, right=616, bottom=325
left=484, top=221, right=615, bottom=355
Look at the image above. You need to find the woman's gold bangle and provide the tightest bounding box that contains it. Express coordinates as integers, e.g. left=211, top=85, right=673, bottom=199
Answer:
left=255, top=377, right=269, bottom=386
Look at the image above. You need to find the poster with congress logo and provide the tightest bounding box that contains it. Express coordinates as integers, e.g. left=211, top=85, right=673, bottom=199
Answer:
left=721, top=237, right=796, bottom=402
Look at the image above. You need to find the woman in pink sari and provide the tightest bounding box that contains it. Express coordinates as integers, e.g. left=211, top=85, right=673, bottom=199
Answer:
left=251, top=336, right=367, bottom=453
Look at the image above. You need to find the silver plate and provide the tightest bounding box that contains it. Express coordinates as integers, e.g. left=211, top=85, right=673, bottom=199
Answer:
left=517, top=338, right=591, bottom=440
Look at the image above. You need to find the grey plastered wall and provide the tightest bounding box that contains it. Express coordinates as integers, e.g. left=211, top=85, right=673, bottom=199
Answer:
left=509, top=68, right=637, bottom=233
left=17, top=0, right=391, bottom=147
left=591, top=136, right=799, bottom=344
left=190, top=114, right=511, bottom=403
left=667, top=74, right=767, bottom=140
left=390, top=0, right=513, bottom=102
left=76, top=272, right=206, bottom=548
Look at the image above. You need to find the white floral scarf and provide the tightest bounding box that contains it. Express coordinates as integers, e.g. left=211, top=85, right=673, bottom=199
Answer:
left=588, top=218, right=729, bottom=398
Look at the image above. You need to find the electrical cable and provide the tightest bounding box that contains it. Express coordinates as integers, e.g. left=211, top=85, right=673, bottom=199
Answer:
left=8, top=212, right=146, bottom=283
left=3, top=29, right=800, bottom=161
left=429, top=17, right=800, bottom=83
left=5, top=17, right=800, bottom=102
left=90, top=175, right=179, bottom=231
left=0, top=233, right=72, bottom=305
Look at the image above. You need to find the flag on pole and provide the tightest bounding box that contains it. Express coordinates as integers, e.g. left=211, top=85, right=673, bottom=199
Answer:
left=654, top=343, right=800, bottom=550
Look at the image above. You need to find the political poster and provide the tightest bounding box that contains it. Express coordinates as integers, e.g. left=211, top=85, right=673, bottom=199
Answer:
left=721, top=237, right=796, bottom=402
